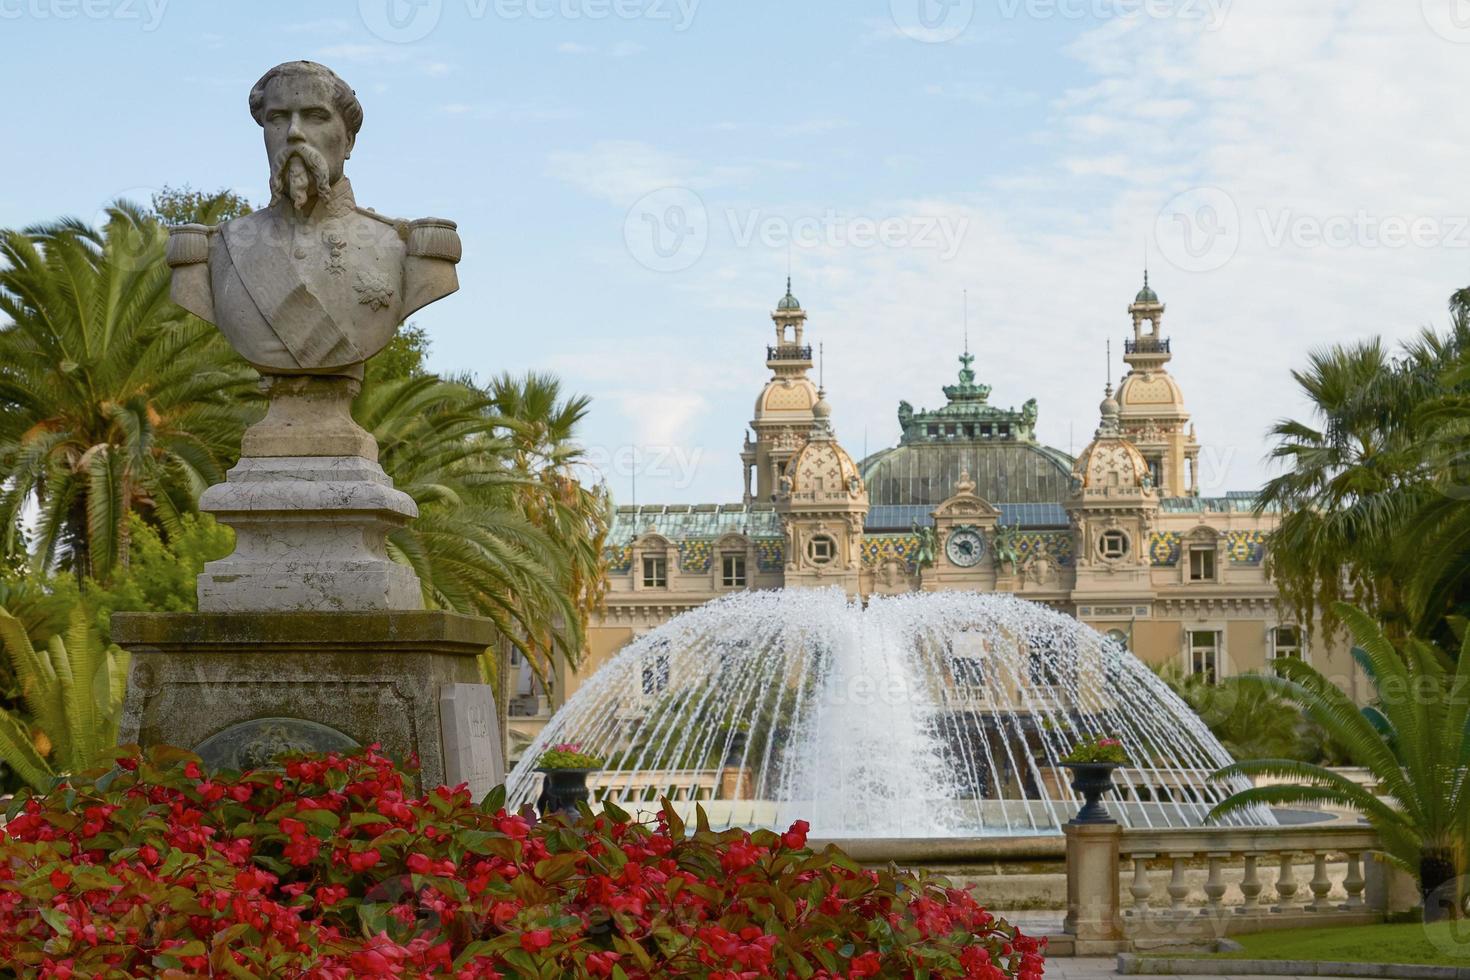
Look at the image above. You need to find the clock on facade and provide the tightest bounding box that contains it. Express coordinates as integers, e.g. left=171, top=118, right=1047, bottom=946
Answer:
left=945, top=527, right=986, bottom=567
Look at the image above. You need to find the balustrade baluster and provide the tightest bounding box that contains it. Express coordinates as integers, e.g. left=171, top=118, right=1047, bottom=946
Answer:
left=1274, top=852, right=1299, bottom=911
left=1343, top=852, right=1366, bottom=909
left=1308, top=852, right=1332, bottom=911
left=1129, top=854, right=1155, bottom=916
left=1203, top=853, right=1228, bottom=914
left=1167, top=854, right=1191, bottom=914
left=1239, top=853, right=1262, bottom=913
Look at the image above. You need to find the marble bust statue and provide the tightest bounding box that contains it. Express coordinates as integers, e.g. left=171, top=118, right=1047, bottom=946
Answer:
left=166, top=61, right=461, bottom=379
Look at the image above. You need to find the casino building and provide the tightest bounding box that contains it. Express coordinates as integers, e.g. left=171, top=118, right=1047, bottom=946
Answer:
left=505, top=277, right=1358, bottom=756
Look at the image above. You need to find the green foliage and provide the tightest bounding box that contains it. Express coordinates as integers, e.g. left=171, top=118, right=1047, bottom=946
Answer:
left=80, top=513, right=232, bottom=642
left=364, top=322, right=431, bottom=386
left=1060, top=734, right=1128, bottom=764
left=0, top=604, right=128, bottom=791
left=0, top=203, right=260, bottom=579
left=148, top=185, right=254, bottom=225
left=536, top=745, right=605, bottom=769
left=1210, top=603, right=1470, bottom=918
left=1152, top=664, right=1341, bottom=764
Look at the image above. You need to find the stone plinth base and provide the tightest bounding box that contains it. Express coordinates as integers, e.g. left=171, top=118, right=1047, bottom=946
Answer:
left=197, top=456, right=422, bottom=613
left=1064, top=821, right=1124, bottom=945
left=115, top=611, right=504, bottom=797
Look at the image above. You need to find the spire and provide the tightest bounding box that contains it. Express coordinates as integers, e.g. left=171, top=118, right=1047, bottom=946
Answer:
left=1134, top=268, right=1160, bottom=305
left=777, top=276, right=801, bottom=312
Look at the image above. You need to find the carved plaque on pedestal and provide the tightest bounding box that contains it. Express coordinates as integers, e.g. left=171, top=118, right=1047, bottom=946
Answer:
left=439, top=683, right=505, bottom=803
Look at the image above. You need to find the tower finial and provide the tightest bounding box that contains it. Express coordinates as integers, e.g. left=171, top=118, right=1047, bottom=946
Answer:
left=1105, top=338, right=1113, bottom=396
left=819, top=341, right=825, bottom=388
left=963, top=288, right=969, bottom=356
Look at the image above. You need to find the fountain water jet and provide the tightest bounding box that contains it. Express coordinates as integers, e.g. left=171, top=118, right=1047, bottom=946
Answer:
left=508, top=589, right=1273, bottom=837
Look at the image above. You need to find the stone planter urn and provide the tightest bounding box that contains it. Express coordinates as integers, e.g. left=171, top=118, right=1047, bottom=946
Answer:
left=536, top=768, right=597, bottom=820
left=1065, top=762, right=1121, bottom=824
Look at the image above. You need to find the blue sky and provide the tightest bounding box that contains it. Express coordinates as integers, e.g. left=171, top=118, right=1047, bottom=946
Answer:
left=5, top=1, right=1470, bottom=503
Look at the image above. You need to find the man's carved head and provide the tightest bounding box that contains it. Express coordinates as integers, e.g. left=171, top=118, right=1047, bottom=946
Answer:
left=249, top=62, right=363, bottom=212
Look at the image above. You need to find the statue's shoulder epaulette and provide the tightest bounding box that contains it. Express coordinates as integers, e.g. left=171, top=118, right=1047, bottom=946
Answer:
left=165, top=223, right=216, bottom=267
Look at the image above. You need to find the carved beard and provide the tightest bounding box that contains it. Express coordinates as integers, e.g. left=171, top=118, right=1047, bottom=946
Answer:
left=269, top=145, right=332, bottom=214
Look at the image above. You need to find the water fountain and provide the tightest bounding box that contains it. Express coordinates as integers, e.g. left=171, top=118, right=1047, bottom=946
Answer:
left=508, top=589, right=1273, bottom=837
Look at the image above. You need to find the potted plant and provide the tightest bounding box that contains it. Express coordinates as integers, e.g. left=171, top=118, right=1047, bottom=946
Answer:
left=1060, top=734, right=1128, bottom=824
left=534, top=742, right=604, bottom=820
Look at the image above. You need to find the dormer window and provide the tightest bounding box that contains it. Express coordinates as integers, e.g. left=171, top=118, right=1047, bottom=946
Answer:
left=642, top=555, right=667, bottom=588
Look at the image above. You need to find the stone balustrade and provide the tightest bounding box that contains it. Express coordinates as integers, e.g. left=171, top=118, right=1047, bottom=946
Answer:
left=1064, top=821, right=1413, bottom=953
left=1120, top=825, right=1379, bottom=919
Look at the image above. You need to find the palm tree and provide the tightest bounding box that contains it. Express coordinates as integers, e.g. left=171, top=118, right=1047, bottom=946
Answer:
left=1210, top=603, right=1470, bottom=922
left=485, top=371, right=612, bottom=644
left=1259, top=294, right=1470, bottom=640
left=0, top=203, right=258, bottom=580
left=1152, top=664, right=1315, bottom=763
left=0, top=604, right=128, bottom=791
left=355, top=374, right=600, bottom=685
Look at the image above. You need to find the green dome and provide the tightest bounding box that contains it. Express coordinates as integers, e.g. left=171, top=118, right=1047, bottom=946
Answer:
left=1135, top=271, right=1159, bottom=304
left=777, top=277, right=801, bottom=311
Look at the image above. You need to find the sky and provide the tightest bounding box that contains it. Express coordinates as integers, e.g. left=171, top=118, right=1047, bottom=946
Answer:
left=4, top=1, right=1470, bottom=504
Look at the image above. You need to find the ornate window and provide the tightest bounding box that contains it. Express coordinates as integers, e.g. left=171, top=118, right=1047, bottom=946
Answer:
left=642, top=555, right=667, bottom=588
left=1188, top=630, right=1221, bottom=684
left=1098, top=530, right=1130, bottom=560
left=807, top=534, right=837, bottom=565
left=721, top=553, right=747, bottom=588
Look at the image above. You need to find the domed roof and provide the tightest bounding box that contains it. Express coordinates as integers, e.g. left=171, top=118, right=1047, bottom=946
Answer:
left=787, top=431, right=864, bottom=498
left=861, top=441, right=1074, bottom=507
left=1134, top=271, right=1160, bottom=305
left=1073, top=435, right=1150, bottom=491
left=755, top=377, right=820, bottom=418
left=777, top=277, right=801, bottom=312
left=1117, top=371, right=1185, bottom=412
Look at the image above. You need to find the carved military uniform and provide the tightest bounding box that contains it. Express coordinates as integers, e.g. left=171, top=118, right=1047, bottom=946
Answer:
left=166, top=178, right=461, bottom=377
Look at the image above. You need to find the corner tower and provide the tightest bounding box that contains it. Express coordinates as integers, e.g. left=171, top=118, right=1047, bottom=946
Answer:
left=742, top=279, right=821, bottom=502
left=776, top=389, right=868, bottom=593
left=1117, top=273, right=1200, bottom=496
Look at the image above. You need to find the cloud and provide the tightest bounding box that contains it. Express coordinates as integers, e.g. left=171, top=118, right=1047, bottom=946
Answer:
left=547, top=141, right=716, bottom=204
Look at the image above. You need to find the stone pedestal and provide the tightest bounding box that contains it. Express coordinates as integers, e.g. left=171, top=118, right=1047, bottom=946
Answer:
left=198, top=375, right=422, bottom=613
left=115, top=611, right=504, bottom=798
left=1064, top=821, right=1127, bottom=955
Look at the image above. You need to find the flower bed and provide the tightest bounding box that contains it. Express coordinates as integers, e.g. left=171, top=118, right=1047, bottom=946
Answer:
left=0, top=747, right=1044, bottom=978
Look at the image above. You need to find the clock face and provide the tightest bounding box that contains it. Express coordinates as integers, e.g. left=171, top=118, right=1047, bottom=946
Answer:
left=945, top=527, right=986, bottom=568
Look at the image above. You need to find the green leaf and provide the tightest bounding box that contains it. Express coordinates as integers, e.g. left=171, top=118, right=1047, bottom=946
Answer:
left=479, top=784, right=507, bottom=813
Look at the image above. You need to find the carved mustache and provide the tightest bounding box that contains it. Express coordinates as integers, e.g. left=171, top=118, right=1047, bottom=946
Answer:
left=269, top=144, right=332, bottom=211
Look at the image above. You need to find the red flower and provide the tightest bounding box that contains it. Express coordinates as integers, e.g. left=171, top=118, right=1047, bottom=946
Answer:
left=347, top=848, right=381, bottom=872
left=782, top=819, right=810, bottom=850
left=519, top=928, right=553, bottom=952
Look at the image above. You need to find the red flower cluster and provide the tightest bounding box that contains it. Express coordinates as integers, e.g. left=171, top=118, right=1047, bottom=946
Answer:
left=0, top=746, right=1044, bottom=978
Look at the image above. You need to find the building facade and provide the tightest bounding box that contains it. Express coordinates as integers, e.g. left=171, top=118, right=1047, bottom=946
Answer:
left=506, top=278, right=1358, bottom=758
